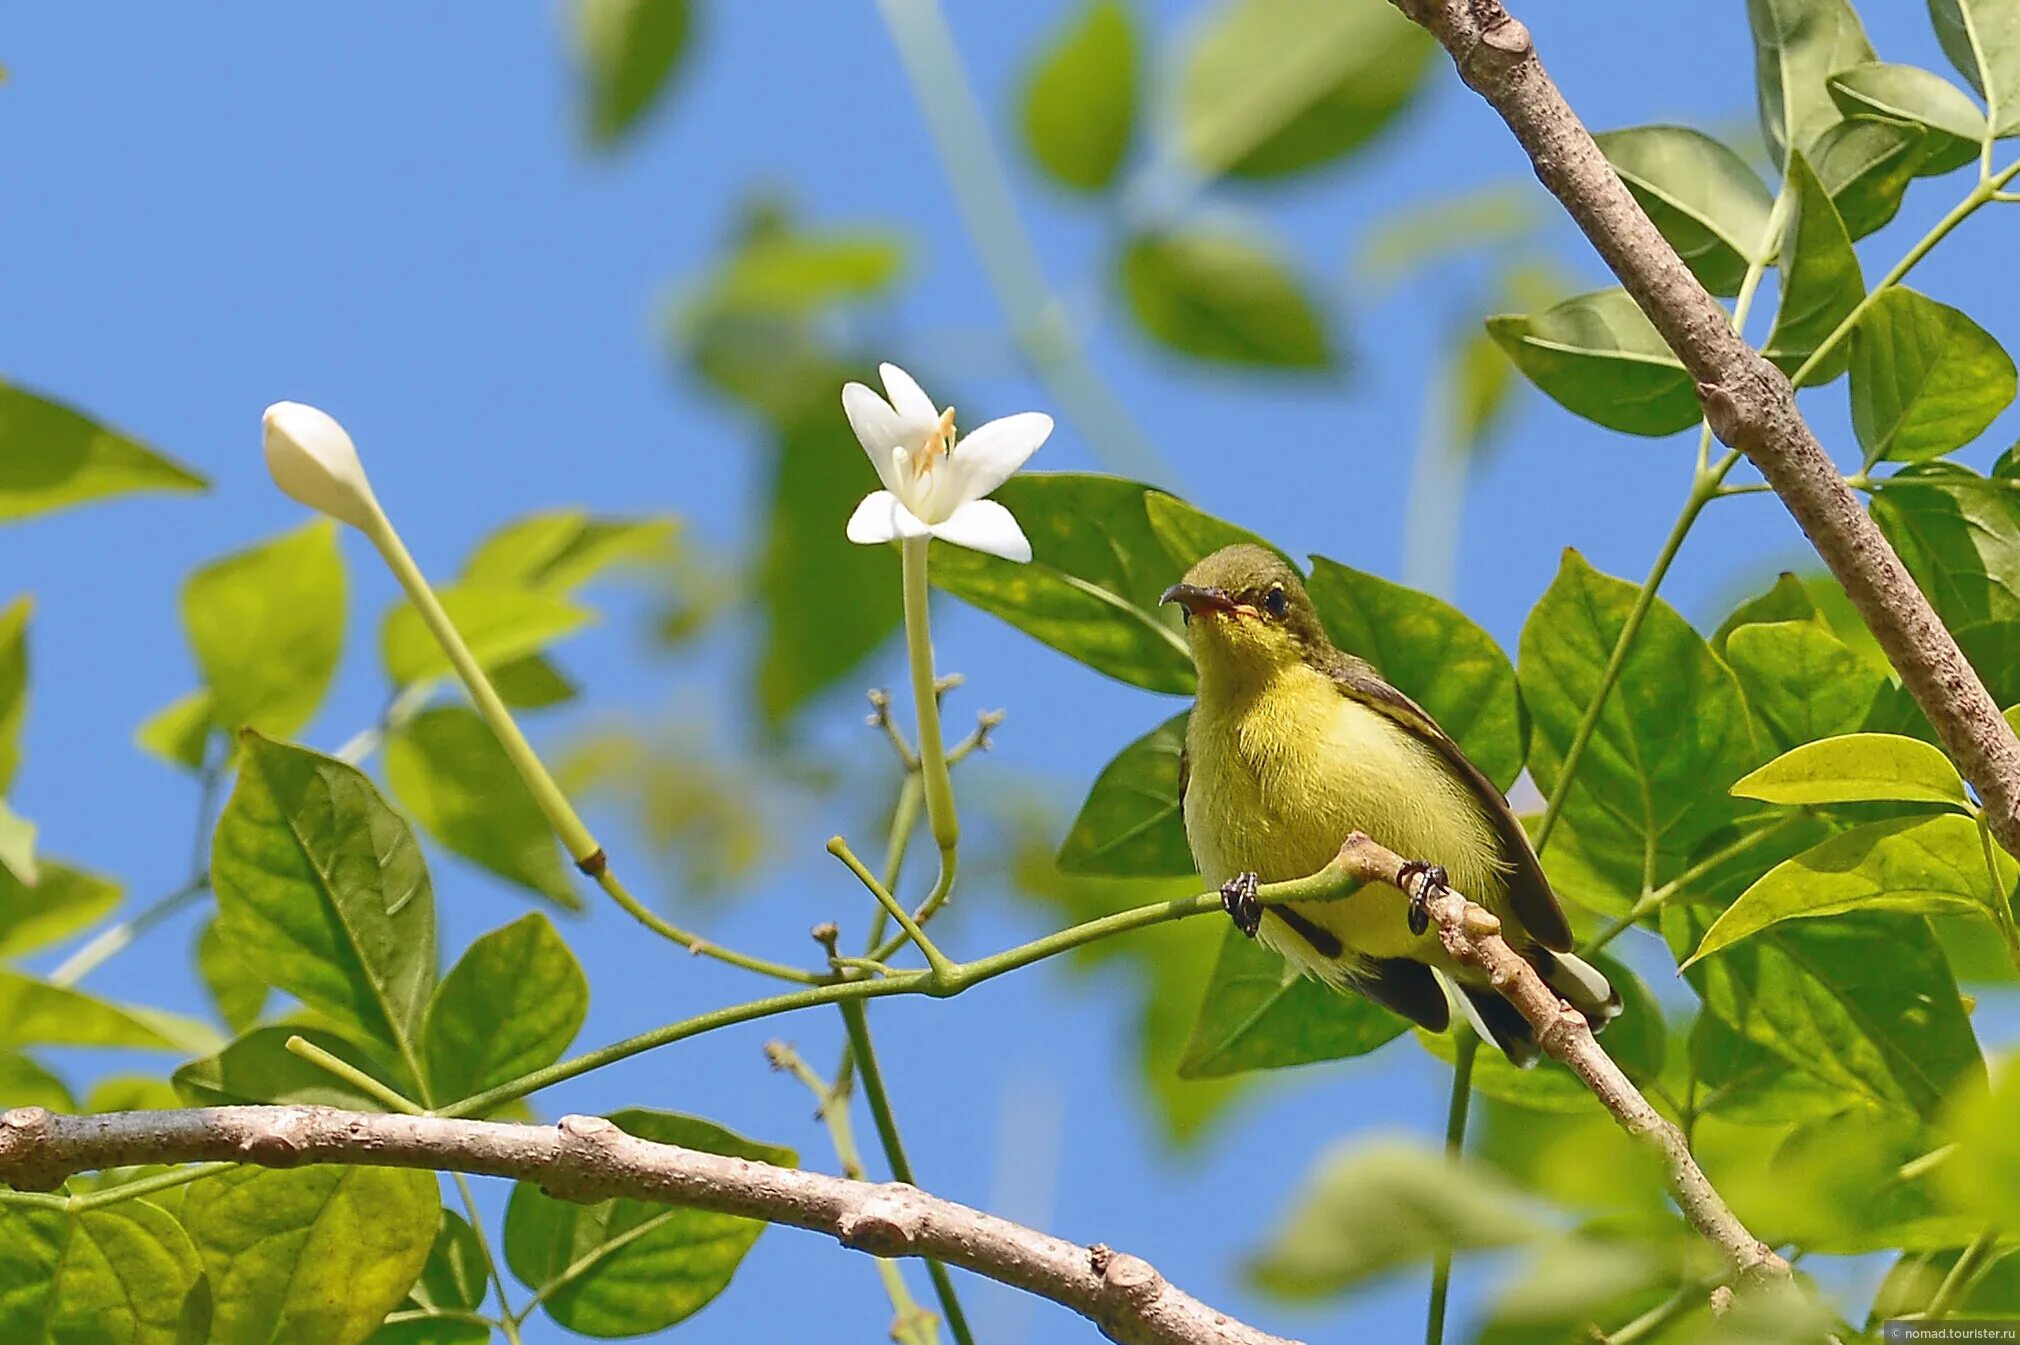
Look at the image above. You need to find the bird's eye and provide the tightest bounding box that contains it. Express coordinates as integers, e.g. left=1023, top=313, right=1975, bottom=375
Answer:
left=1262, top=587, right=1288, bottom=618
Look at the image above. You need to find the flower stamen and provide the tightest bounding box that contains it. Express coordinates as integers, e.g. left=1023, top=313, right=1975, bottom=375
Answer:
left=915, top=405, right=958, bottom=479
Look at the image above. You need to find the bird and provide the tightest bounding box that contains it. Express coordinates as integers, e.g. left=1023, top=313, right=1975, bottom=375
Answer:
left=1161, top=544, right=1618, bottom=1064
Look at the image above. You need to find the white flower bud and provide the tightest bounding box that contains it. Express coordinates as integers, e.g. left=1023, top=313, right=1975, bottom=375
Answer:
left=261, top=401, right=381, bottom=530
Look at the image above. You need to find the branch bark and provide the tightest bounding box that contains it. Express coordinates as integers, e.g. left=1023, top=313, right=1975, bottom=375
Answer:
left=0, top=1104, right=1295, bottom=1345
left=1390, top=0, right=2020, bottom=859
left=1330, top=832, right=1790, bottom=1285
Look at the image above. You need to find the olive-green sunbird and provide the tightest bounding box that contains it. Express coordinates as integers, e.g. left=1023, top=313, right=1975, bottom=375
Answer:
left=1163, top=544, right=1619, bottom=1065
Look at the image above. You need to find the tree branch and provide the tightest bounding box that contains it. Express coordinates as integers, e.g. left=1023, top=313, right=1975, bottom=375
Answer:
left=0, top=1104, right=1296, bottom=1345
left=1390, top=0, right=2020, bottom=858
left=1328, top=833, right=1790, bottom=1284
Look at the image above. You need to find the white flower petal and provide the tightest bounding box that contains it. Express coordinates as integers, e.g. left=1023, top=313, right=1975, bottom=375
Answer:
left=929, top=498, right=1031, bottom=563
left=846, top=490, right=930, bottom=545
left=261, top=401, right=380, bottom=530
left=945, top=411, right=1052, bottom=505
left=879, top=362, right=940, bottom=429
left=842, top=382, right=909, bottom=493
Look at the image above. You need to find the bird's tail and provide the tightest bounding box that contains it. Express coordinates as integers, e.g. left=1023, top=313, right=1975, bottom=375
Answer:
left=1453, top=948, right=1622, bottom=1068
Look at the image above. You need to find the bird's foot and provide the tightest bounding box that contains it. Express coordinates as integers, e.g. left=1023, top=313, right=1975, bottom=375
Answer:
left=1397, top=860, right=1449, bottom=937
left=1220, top=872, right=1263, bottom=938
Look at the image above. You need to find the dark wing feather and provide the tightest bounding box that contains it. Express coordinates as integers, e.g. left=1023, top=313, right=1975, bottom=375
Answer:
left=1323, top=653, right=1574, bottom=952
left=1349, top=957, right=1450, bottom=1032
left=1177, top=742, right=1190, bottom=813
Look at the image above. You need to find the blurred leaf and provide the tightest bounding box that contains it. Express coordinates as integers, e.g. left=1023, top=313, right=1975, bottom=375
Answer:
left=369, top=1210, right=488, bottom=1345
left=1119, top=231, right=1332, bottom=369
left=1248, top=1139, right=1542, bottom=1297
left=1718, top=1107, right=1971, bottom=1253
left=1141, top=491, right=1273, bottom=571
left=1940, top=1052, right=2020, bottom=1223
left=1724, top=619, right=1885, bottom=748
left=931, top=474, right=1193, bottom=693
left=1350, top=184, right=1540, bottom=297
left=1870, top=465, right=2020, bottom=630
left=1731, top=731, right=1969, bottom=806
left=184, top=1164, right=437, bottom=1345
left=136, top=689, right=213, bottom=772
left=1596, top=126, right=1776, bottom=296
left=173, top=1025, right=402, bottom=1110
left=1179, top=927, right=1406, bottom=1078
left=195, top=917, right=267, bottom=1034
left=385, top=706, right=580, bottom=910
left=0, top=1053, right=73, bottom=1112
left=212, top=732, right=437, bottom=1055
left=0, top=970, right=212, bottom=1052
left=0, top=802, right=33, bottom=888
left=1874, top=1244, right=2020, bottom=1320
left=0, top=597, right=24, bottom=791
left=1308, top=556, right=1526, bottom=790
left=0, top=1200, right=208, bottom=1344
left=1442, top=321, right=1522, bottom=461
left=1812, top=114, right=1929, bottom=238
left=382, top=583, right=590, bottom=688
left=1763, top=151, right=1864, bottom=386
left=424, top=913, right=587, bottom=1107
left=1686, top=815, right=2011, bottom=966
left=576, top=0, right=691, bottom=148
left=1828, top=62, right=1987, bottom=174
left=1486, top=289, right=1699, bottom=436
left=1850, top=288, right=2015, bottom=465
left=489, top=653, right=577, bottom=710
left=461, top=510, right=675, bottom=593
left=85, top=1076, right=181, bottom=1113
left=1930, top=0, right=2020, bottom=136
left=505, top=1110, right=793, bottom=1336
left=185, top=521, right=346, bottom=740
left=704, top=234, right=903, bottom=316
left=0, top=859, right=118, bottom=960
left=1667, top=901, right=1981, bottom=1119
left=560, top=725, right=769, bottom=895
left=1691, top=1011, right=1855, bottom=1123
left=0, top=382, right=205, bottom=521
left=1747, top=0, right=1876, bottom=161
left=1021, top=0, right=1136, bottom=191
left=1180, top=0, right=1432, bottom=179
left=1058, top=712, right=1192, bottom=876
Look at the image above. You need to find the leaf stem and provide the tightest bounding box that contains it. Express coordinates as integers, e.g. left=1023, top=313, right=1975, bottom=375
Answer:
left=1583, top=818, right=1799, bottom=954
left=284, top=1034, right=426, bottom=1116
left=1423, top=1029, right=1477, bottom=1345
left=829, top=837, right=959, bottom=986
left=47, top=875, right=209, bottom=987
left=67, top=1162, right=232, bottom=1213
left=1924, top=1228, right=2001, bottom=1320
left=451, top=1170, right=524, bottom=1345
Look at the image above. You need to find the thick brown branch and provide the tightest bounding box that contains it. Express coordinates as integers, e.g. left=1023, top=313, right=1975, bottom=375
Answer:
left=1390, top=0, right=2020, bottom=858
left=0, top=1105, right=1294, bottom=1345
left=1331, top=833, right=1790, bottom=1284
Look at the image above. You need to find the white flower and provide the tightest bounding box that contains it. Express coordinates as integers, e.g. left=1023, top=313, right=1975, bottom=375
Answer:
left=841, top=363, right=1050, bottom=563
left=261, top=401, right=382, bottom=530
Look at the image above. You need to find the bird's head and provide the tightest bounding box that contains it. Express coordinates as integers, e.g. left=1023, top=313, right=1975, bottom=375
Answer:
left=1161, top=544, right=1327, bottom=686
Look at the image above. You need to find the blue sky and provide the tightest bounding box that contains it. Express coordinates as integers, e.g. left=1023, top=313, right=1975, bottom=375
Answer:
left=3, top=2, right=2017, bottom=1341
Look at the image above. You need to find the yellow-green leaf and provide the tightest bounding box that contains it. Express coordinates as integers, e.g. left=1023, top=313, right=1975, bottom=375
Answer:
left=0, top=383, right=205, bottom=522
left=382, top=582, right=590, bottom=687
left=423, top=913, right=587, bottom=1106
left=1486, top=289, right=1698, bottom=436
left=0, top=1201, right=209, bottom=1344
left=184, top=521, right=346, bottom=739
left=1731, top=732, right=1969, bottom=807
left=1021, top=0, right=1136, bottom=191
left=576, top=0, right=692, bottom=148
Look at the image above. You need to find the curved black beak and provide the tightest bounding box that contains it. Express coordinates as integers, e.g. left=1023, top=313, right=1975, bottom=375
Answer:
left=1160, top=583, right=1235, bottom=615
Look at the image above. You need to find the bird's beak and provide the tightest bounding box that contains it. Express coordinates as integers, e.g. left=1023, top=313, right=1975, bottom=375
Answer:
left=1160, top=583, right=1236, bottom=617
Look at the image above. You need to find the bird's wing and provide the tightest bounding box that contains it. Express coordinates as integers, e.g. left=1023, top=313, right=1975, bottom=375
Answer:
left=1350, top=957, right=1450, bottom=1032
left=1324, top=654, right=1574, bottom=952
left=1177, top=741, right=1190, bottom=813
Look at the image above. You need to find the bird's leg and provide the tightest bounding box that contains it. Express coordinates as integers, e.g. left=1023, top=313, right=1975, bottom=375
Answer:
left=1219, top=872, right=1263, bottom=938
left=1396, top=860, right=1449, bottom=937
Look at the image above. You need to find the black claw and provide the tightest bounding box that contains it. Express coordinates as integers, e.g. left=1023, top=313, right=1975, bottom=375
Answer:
left=1220, top=872, right=1263, bottom=938
left=1397, top=860, right=1448, bottom=937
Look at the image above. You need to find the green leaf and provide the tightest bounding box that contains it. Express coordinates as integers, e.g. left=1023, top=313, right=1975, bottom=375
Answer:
left=172, top=1025, right=402, bottom=1110
left=1828, top=61, right=1987, bottom=174
left=1724, top=619, right=1885, bottom=748
left=505, top=1110, right=794, bottom=1336
left=1939, top=1053, right=2020, bottom=1227
left=0, top=969, right=213, bottom=1052
left=1021, top=0, right=1135, bottom=191
left=0, top=1053, right=74, bottom=1112
left=1520, top=550, right=1761, bottom=876
left=1058, top=712, right=1193, bottom=877
left=0, top=383, right=205, bottom=522
left=1179, top=0, right=1431, bottom=180
left=1485, top=289, right=1699, bottom=436
left=1667, top=901, right=1981, bottom=1119
left=0, top=1201, right=208, bottom=1344
left=1177, top=926, right=1406, bottom=1078
left=211, top=732, right=436, bottom=1054
left=460, top=510, right=675, bottom=592
left=576, top=0, right=691, bottom=148
left=489, top=653, right=577, bottom=710
left=370, top=1210, right=488, bottom=1345
left=1307, top=557, right=1526, bottom=791
left=184, top=1164, right=437, bottom=1345
left=84, top=1075, right=182, bottom=1114
left=384, top=706, right=580, bottom=910
left=1687, top=814, right=2012, bottom=966
left=1931, top=0, right=2020, bottom=136
left=1722, top=1107, right=1974, bottom=1253
left=1690, top=1011, right=1858, bottom=1123
left=931, top=474, right=1193, bottom=693
left=1595, top=126, right=1776, bottom=296
left=1141, top=491, right=1273, bottom=572
left=1351, top=185, right=1542, bottom=297
left=0, top=802, right=34, bottom=889
left=1731, top=731, right=1969, bottom=807
left=1247, top=1139, right=1542, bottom=1297
left=1763, top=151, right=1865, bottom=386
left=1870, top=465, right=2020, bottom=630
left=1747, top=0, right=1877, bottom=161
left=1851, top=287, right=2016, bottom=464
left=0, top=859, right=119, bottom=960
left=1119, top=231, right=1332, bottom=369
left=701, top=234, right=903, bottom=317
left=1811, top=115, right=1929, bottom=239
left=195, top=917, right=267, bottom=1034
left=0, top=597, right=25, bottom=791
left=135, top=689, right=213, bottom=773
left=423, top=912, right=587, bottom=1106
left=1876, top=1245, right=2020, bottom=1321
left=185, top=521, right=346, bottom=739
left=382, top=583, right=590, bottom=688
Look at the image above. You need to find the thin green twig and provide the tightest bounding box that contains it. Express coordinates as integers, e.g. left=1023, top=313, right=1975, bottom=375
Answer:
left=1423, top=1030, right=1477, bottom=1345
